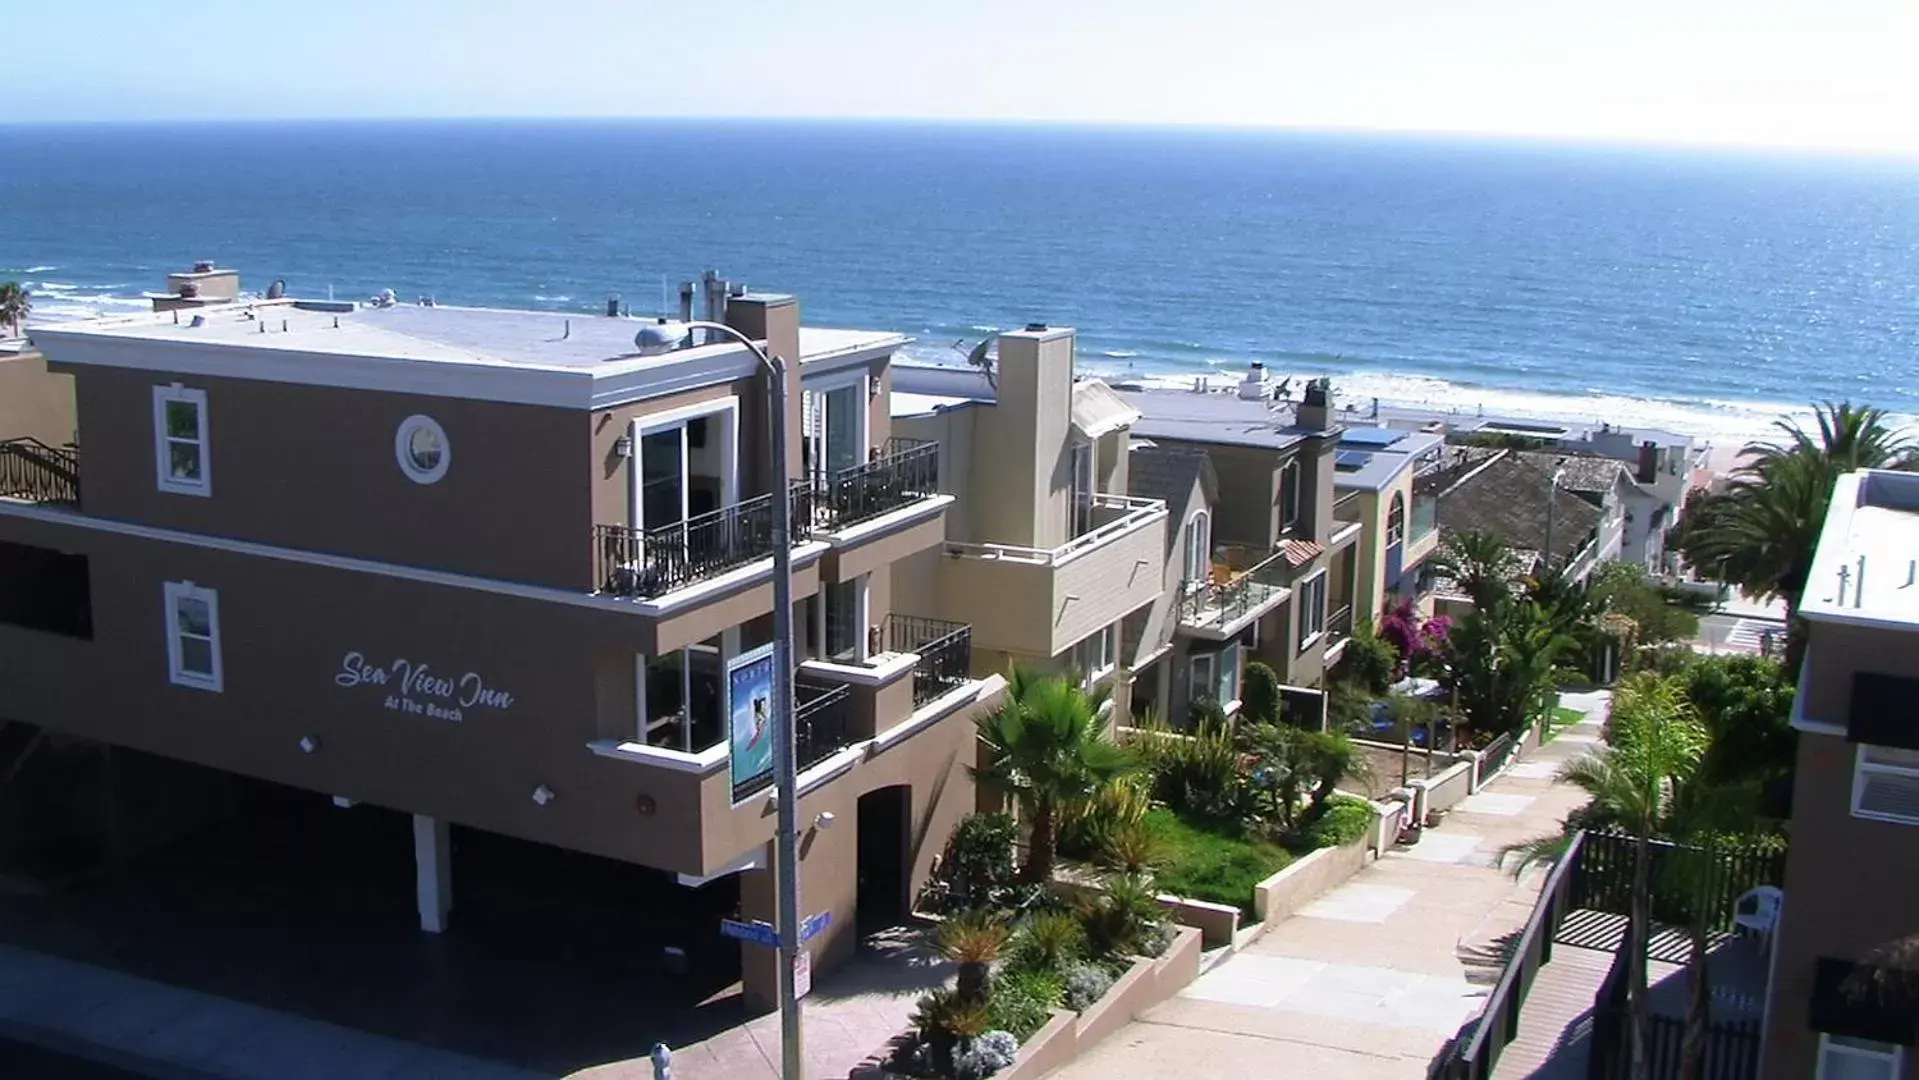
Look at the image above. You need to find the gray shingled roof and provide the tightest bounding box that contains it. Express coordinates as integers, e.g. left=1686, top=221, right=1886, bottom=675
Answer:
left=1437, top=453, right=1602, bottom=564
left=1513, top=451, right=1632, bottom=496
left=1128, top=446, right=1217, bottom=539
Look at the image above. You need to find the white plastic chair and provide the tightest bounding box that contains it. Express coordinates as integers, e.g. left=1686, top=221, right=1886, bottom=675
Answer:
left=1733, top=885, right=1783, bottom=953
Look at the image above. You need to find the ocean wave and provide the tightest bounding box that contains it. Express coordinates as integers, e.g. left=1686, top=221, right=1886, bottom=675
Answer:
left=967, top=324, right=999, bottom=333
left=533, top=294, right=573, bottom=303
left=3, top=266, right=58, bottom=275
left=1100, top=349, right=1139, bottom=358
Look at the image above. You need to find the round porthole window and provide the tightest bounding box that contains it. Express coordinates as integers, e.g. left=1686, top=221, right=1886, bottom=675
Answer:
left=395, top=415, right=450, bottom=484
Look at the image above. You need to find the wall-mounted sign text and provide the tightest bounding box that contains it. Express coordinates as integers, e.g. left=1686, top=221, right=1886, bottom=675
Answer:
left=335, top=651, right=515, bottom=722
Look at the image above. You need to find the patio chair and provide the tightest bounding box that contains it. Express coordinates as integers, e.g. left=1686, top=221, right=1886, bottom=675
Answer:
left=1733, top=885, right=1783, bottom=953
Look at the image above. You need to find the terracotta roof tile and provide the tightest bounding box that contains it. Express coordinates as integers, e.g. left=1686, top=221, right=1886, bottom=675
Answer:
left=1278, top=538, right=1324, bottom=568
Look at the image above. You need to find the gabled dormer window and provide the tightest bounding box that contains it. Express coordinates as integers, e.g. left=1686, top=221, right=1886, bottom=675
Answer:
left=153, top=384, right=210, bottom=497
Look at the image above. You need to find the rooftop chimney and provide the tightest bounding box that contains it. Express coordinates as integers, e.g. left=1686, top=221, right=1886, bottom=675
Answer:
left=1298, top=378, right=1333, bottom=431
left=678, top=282, right=695, bottom=324
left=606, top=294, right=621, bottom=318
left=1238, top=360, right=1266, bottom=401
left=1636, top=440, right=1658, bottom=484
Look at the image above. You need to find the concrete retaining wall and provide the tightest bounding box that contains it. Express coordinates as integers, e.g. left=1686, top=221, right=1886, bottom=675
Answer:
left=1157, top=895, right=1239, bottom=948
left=996, top=924, right=1204, bottom=1080
left=1409, top=759, right=1474, bottom=822
left=1251, top=835, right=1369, bottom=924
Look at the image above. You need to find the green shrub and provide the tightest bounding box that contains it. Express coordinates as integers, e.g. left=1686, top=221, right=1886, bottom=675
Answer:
left=924, top=813, right=1020, bottom=914
left=1336, top=623, right=1398, bottom=695
left=1144, top=808, right=1292, bottom=918
left=1241, top=661, right=1283, bottom=725
left=1057, top=773, right=1153, bottom=861
left=1075, top=872, right=1170, bottom=960
left=988, top=968, right=1065, bottom=1040
left=1289, top=794, right=1378, bottom=853
left=1006, top=911, right=1084, bottom=973
left=1129, top=715, right=1246, bottom=823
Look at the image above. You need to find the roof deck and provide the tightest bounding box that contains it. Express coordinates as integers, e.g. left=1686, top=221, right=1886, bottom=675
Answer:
left=31, top=301, right=905, bottom=410
left=1802, top=469, right=1919, bottom=629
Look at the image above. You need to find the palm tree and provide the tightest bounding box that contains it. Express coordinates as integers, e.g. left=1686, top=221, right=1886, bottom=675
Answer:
left=973, top=671, right=1135, bottom=884
left=1558, top=675, right=1711, bottom=1080
left=1429, top=530, right=1519, bottom=612
left=0, top=282, right=29, bottom=338
left=1671, top=402, right=1914, bottom=670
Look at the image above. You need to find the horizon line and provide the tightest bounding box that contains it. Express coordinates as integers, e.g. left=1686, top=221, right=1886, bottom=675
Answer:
left=2, top=114, right=1916, bottom=164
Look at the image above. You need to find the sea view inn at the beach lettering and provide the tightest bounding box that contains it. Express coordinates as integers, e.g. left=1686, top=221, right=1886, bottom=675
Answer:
left=335, top=651, right=514, bottom=722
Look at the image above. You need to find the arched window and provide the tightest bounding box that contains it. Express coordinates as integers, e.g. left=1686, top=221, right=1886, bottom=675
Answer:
left=1182, top=511, right=1212, bottom=588
left=1280, top=458, right=1303, bottom=533
left=1387, top=492, right=1405, bottom=547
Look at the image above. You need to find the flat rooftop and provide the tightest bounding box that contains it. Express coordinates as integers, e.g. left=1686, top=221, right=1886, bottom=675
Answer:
left=30, top=300, right=906, bottom=410
left=1116, top=387, right=1316, bottom=451
left=1332, top=427, right=1446, bottom=491
left=1802, top=469, right=1919, bottom=628
left=36, top=300, right=902, bottom=373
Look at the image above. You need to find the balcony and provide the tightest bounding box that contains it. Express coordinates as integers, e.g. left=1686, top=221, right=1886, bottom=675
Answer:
left=794, top=680, right=856, bottom=774
left=595, top=481, right=816, bottom=601
left=941, top=494, right=1165, bottom=659
left=815, top=438, right=941, bottom=531
left=1324, top=603, right=1354, bottom=659
left=0, top=438, right=79, bottom=506
left=1177, top=546, right=1293, bottom=640
left=884, top=614, right=975, bottom=707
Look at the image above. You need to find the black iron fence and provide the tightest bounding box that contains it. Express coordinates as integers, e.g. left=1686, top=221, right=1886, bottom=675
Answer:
left=815, top=438, right=940, bottom=529
left=0, top=437, right=79, bottom=505
left=1587, top=958, right=1763, bottom=1080
left=795, top=680, right=854, bottom=772
left=1327, top=603, right=1354, bottom=643
left=885, top=614, right=974, bottom=706
left=596, top=482, right=815, bottom=599
left=1431, top=832, right=1587, bottom=1079
left=1571, top=831, right=1786, bottom=931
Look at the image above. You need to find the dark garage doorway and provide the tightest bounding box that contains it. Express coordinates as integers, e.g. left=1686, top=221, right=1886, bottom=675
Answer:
left=856, top=785, right=910, bottom=932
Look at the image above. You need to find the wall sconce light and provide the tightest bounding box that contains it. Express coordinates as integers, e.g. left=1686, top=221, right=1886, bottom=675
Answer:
left=532, top=785, right=556, bottom=807
left=331, top=796, right=356, bottom=809
left=636, top=794, right=657, bottom=817
left=866, top=374, right=880, bottom=400
left=298, top=735, right=320, bottom=755
left=614, top=434, right=634, bottom=458
left=815, top=811, right=838, bottom=831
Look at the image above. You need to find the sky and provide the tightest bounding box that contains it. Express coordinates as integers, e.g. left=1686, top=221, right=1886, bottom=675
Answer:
left=6, top=0, right=1917, bottom=156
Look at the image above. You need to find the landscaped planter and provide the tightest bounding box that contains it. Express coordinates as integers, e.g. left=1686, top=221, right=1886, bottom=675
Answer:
left=852, top=925, right=1204, bottom=1080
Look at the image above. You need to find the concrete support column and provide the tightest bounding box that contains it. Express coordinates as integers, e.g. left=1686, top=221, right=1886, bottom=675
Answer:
left=739, top=862, right=780, bottom=1014
left=412, top=813, right=451, bottom=934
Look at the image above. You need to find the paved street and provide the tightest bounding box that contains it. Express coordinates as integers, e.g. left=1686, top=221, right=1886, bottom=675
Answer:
left=1048, top=693, right=1606, bottom=1080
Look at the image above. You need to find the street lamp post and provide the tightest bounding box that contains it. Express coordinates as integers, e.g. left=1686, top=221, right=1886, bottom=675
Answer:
left=1542, top=465, right=1567, bottom=574
left=636, top=318, right=804, bottom=1080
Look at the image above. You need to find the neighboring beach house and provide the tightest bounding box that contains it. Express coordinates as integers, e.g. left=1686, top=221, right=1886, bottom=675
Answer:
left=1329, top=425, right=1447, bottom=621
left=1352, top=401, right=1702, bottom=574
left=0, top=268, right=1005, bottom=1012
left=1760, top=467, right=1919, bottom=1080
left=1110, top=375, right=1363, bottom=718
left=1428, top=447, right=1607, bottom=607
left=887, top=327, right=1169, bottom=717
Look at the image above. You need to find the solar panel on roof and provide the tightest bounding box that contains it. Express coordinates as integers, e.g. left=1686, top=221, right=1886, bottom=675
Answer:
left=1336, top=450, right=1373, bottom=470
left=1340, top=428, right=1403, bottom=448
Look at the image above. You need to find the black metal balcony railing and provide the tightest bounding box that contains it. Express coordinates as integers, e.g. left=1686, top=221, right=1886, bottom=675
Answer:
left=794, top=679, right=855, bottom=772
left=0, top=437, right=79, bottom=505
left=815, top=438, right=940, bottom=530
left=885, top=614, right=974, bottom=706
left=1177, top=549, right=1290, bottom=630
left=596, top=481, right=815, bottom=600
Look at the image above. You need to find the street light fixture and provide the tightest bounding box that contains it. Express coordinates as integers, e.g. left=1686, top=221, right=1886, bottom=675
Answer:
left=636, top=317, right=805, bottom=1080
left=1542, top=463, right=1567, bottom=574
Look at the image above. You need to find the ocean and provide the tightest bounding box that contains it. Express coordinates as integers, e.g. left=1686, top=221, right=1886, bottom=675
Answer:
left=4, top=120, right=1918, bottom=443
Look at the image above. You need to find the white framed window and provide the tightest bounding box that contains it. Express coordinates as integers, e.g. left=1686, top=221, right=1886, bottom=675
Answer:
left=163, top=581, right=222, bottom=692
left=152, top=384, right=210, bottom=496
left=1280, top=458, right=1302, bottom=533
left=1386, top=492, right=1406, bottom=547
left=394, top=415, right=451, bottom=484
left=1189, top=653, right=1216, bottom=704
left=1298, top=570, right=1328, bottom=649
left=1182, top=511, right=1212, bottom=589
left=1072, top=624, right=1118, bottom=688
left=802, top=371, right=870, bottom=483
left=1818, top=1034, right=1902, bottom=1080
left=1852, top=743, right=1919, bottom=825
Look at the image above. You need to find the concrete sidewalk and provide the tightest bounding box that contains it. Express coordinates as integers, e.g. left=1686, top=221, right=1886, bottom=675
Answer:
left=1048, top=693, right=1607, bottom=1080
